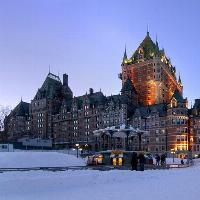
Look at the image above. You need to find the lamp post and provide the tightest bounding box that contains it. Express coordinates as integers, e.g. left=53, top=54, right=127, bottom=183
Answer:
left=107, top=130, right=114, bottom=150
left=171, top=148, right=175, bottom=163
left=85, top=144, right=89, bottom=153
left=75, top=143, right=79, bottom=158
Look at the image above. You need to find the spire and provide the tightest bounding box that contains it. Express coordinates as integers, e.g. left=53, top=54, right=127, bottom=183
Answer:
left=178, top=73, right=182, bottom=85
left=156, top=34, right=159, bottom=47
left=147, top=25, right=149, bottom=36
left=48, top=65, right=51, bottom=74
left=155, top=34, right=159, bottom=54
left=123, top=44, right=127, bottom=62
left=21, top=97, right=23, bottom=102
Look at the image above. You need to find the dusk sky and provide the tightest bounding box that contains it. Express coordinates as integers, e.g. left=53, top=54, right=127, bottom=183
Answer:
left=0, top=0, right=200, bottom=107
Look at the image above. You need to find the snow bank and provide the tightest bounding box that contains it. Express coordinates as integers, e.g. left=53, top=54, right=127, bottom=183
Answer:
left=0, top=152, right=86, bottom=168
left=153, top=157, right=187, bottom=165
left=0, top=164, right=200, bottom=200
left=0, top=152, right=200, bottom=200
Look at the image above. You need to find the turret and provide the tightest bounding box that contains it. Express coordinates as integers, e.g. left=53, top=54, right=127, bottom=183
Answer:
left=63, top=74, right=68, bottom=86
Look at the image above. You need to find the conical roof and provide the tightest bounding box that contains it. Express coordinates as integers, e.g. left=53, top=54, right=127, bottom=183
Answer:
left=171, top=90, right=184, bottom=103
left=132, top=32, right=159, bottom=61
left=122, top=45, right=127, bottom=63
left=121, top=78, right=137, bottom=94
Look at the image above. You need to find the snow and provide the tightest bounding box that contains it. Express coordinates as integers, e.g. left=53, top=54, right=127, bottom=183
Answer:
left=154, top=157, right=187, bottom=165
left=0, top=152, right=200, bottom=200
left=0, top=151, right=86, bottom=168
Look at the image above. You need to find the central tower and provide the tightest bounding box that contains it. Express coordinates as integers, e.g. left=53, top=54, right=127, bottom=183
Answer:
left=119, top=31, right=183, bottom=106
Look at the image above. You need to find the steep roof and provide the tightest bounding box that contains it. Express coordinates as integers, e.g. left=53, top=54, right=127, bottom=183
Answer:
left=9, top=101, right=29, bottom=118
left=106, top=94, right=129, bottom=105
left=122, top=32, right=162, bottom=65
left=132, top=32, right=159, bottom=61
left=62, top=91, right=106, bottom=111
left=171, top=90, right=185, bottom=103
left=134, top=103, right=167, bottom=118
left=193, top=99, right=200, bottom=109
left=61, top=91, right=130, bottom=111
left=88, top=92, right=106, bottom=105
left=34, top=73, right=62, bottom=99
left=121, top=78, right=137, bottom=94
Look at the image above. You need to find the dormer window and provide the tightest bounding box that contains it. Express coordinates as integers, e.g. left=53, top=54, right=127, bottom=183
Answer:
left=171, top=98, right=177, bottom=108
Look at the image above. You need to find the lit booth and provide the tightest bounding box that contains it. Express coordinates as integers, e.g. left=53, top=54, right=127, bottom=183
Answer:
left=87, top=150, right=153, bottom=166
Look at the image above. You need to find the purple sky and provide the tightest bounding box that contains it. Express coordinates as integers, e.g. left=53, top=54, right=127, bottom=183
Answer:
left=0, top=0, right=200, bottom=107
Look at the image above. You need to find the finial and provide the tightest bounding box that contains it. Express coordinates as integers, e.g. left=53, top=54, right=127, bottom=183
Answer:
left=156, top=34, right=159, bottom=45
left=147, top=25, right=149, bottom=36
left=21, top=97, right=23, bottom=102
left=178, top=72, right=182, bottom=84
left=48, top=65, right=51, bottom=74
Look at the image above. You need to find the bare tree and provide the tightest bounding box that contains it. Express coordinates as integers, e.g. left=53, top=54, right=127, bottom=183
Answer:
left=0, top=105, right=11, bottom=131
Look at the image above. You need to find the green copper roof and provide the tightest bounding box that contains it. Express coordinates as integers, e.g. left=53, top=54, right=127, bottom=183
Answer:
left=131, top=32, right=159, bottom=61
left=122, top=32, right=161, bottom=65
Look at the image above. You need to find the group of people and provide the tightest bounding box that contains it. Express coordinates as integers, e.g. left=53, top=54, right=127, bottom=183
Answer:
left=131, top=152, right=145, bottom=171
left=131, top=152, right=168, bottom=171
left=155, top=154, right=166, bottom=166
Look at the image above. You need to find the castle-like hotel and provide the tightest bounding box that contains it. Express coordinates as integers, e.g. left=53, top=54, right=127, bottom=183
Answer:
left=4, top=32, right=200, bottom=155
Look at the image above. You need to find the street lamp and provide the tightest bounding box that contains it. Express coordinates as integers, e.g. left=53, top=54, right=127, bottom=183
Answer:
left=171, top=148, right=175, bottom=163
left=75, top=143, right=79, bottom=158
left=85, top=144, right=89, bottom=153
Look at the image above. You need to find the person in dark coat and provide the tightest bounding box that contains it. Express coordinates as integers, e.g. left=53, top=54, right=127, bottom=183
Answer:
left=161, top=154, right=166, bottom=166
left=138, top=153, right=145, bottom=171
left=131, top=152, right=138, bottom=171
left=155, top=154, right=161, bottom=166
left=181, top=159, right=184, bottom=165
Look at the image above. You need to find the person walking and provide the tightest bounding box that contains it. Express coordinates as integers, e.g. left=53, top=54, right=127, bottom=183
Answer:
left=138, top=153, right=145, bottom=171
left=156, top=154, right=161, bottom=166
left=161, top=154, right=166, bottom=166
left=181, top=159, right=184, bottom=165
left=131, top=152, right=138, bottom=171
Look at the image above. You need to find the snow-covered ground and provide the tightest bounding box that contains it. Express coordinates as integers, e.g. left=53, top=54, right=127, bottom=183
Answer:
left=0, top=152, right=86, bottom=168
left=0, top=151, right=200, bottom=200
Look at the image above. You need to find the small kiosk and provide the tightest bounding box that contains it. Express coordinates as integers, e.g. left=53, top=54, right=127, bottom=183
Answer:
left=87, top=150, right=153, bottom=166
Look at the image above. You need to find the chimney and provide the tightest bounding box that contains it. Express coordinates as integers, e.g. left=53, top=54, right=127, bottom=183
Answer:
left=63, top=74, right=68, bottom=86
left=89, top=88, right=94, bottom=95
